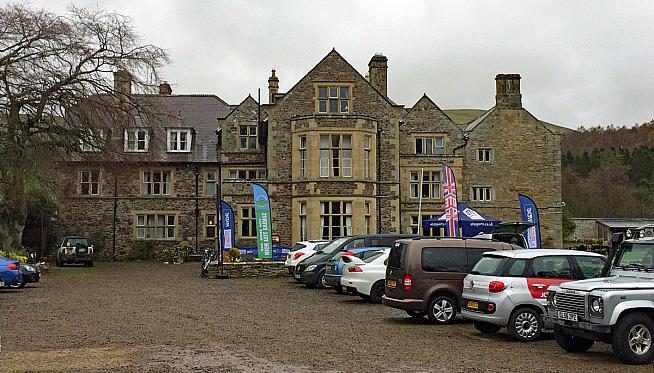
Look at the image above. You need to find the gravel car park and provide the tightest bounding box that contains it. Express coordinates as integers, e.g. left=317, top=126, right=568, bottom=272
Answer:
left=0, top=262, right=651, bottom=372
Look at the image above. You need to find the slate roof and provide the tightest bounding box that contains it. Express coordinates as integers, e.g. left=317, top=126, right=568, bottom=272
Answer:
left=596, top=219, right=654, bottom=229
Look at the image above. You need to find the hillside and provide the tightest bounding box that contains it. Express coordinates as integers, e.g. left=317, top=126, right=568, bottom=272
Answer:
left=562, top=120, right=654, bottom=218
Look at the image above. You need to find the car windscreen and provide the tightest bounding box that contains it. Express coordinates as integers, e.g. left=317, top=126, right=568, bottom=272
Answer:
left=470, top=256, right=509, bottom=275
left=65, top=238, right=89, bottom=247
left=289, top=243, right=306, bottom=252
left=313, top=243, right=327, bottom=251
left=388, top=243, right=406, bottom=269
left=614, top=243, right=654, bottom=271
left=319, top=238, right=350, bottom=254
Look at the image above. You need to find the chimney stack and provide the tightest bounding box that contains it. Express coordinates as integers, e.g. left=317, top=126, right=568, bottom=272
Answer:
left=368, top=53, right=388, bottom=97
left=159, top=81, right=172, bottom=95
left=268, top=69, right=279, bottom=104
left=495, top=74, right=522, bottom=109
left=113, top=69, right=132, bottom=99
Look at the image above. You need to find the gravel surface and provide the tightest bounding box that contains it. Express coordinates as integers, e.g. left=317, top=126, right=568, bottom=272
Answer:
left=0, top=262, right=652, bottom=372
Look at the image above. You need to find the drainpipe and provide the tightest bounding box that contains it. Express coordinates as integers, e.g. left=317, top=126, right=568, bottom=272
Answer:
left=195, top=169, right=199, bottom=251
left=112, top=172, right=118, bottom=261
left=376, top=127, right=382, bottom=234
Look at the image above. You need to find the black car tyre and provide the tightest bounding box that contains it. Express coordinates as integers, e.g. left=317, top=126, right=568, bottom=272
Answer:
left=406, top=310, right=426, bottom=319
left=369, top=281, right=385, bottom=304
left=427, top=295, right=457, bottom=325
left=508, top=307, right=542, bottom=342
left=611, top=312, right=654, bottom=365
left=553, top=326, right=594, bottom=353
left=9, top=278, right=26, bottom=289
left=474, top=321, right=501, bottom=334
left=316, top=270, right=329, bottom=289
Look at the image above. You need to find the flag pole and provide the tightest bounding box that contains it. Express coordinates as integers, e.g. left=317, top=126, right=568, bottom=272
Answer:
left=418, top=168, right=424, bottom=236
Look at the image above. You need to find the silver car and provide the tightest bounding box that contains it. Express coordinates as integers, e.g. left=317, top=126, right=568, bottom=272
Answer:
left=461, top=249, right=605, bottom=342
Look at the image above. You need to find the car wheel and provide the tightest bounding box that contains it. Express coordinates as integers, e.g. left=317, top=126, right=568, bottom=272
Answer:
left=406, top=310, right=426, bottom=319
left=508, top=308, right=542, bottom=342
left=474, top=321, right=501, bottom=334
left=611, top=312, right=654, bottom=365
left=9, top=278, right=25, bottom=289
left=553, top=326, right=594, bottom=353
left=317, top=271, right=329, bottom=289
left=427, top=295, right=457, bottom=325
left=369, top=281, right=385, bottom=304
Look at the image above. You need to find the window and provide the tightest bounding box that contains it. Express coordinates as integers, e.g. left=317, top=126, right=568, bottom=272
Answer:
left=167, top=129, right=192, bottom=152
left=574, top=256, right=605, bottom=279
left=299, top=136, right=307, bottom=177
left=228, top=169, right=266, bottom=180
left=80, top=171, right=100, bottom=195
left=415, top=137, right=444, bottom=155
left=206, top=171, right=216, bottom=195
left=364, top=202, right=371, bottom=235
left=471, top=187, right=492, bottom=202
left=299, top=202, right=307, bottom=241
left=142, top=171, right=171, bottom=195
left=477, top=148, right=492, bottom=162
left=317, top=86, right=350, bottom=113
left=421, top=247, right=467, bottom=273
left=240, top=206, right=257, bottom=238
left=529, top=256, right=572, bottom=279
left=364, top=135, right=371, bottom=179
left=410, top=171, right=441, bottom=199
left=410, top=214, right=438, bottom=236
left=136, top=214, right=176, bottom=239
left=239, top=124, right=258, bottom=149
left=507, top=259, right=528, bottom=276
left=124, top=129, right=149, bottom=152
left=320, top=134, right=352, bottom=177
left=466, top=248, right=497, bottom=269
left=79, top=129, right=104, bottom=152
left=320, top=201, right=352, bottom=240
left=205, top=214, right=217, bottom=238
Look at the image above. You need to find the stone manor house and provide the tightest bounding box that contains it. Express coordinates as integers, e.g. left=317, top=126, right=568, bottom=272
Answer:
left=56, top=50, right=564, bottom=258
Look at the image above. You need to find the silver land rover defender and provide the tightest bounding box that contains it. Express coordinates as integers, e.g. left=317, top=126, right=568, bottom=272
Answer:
left=545, top=226, right=654, bottom=365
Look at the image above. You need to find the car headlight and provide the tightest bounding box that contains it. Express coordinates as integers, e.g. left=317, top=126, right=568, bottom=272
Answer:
left=589, top=296, right=604, bottom=317
left=626, top=229, right=633, bottom=238
left=305, top=265, right=317, bottom=272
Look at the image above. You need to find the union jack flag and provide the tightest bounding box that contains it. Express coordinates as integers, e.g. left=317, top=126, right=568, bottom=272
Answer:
left=442, top=163, right=459, bottom=237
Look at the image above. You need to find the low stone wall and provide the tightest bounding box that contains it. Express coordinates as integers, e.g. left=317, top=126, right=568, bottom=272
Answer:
left=207, top=261, right=287, bottom=278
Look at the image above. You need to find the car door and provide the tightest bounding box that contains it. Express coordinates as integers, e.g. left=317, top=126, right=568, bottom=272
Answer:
left=526, top=255, right=575, bottom=305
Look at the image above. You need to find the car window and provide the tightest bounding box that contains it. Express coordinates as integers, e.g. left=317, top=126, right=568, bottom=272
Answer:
left=290, top=243, right=306, bottom=252
left=574, top=256, right=605, bottom=279
left=614, top=243, right=654, bottom=269
left=344, top=239, right=366, bottom=249
left=64, top=238, right=89, bottom=247
left=421, top=248, right=467, bottom=273
left=313, top=243, right=326, bottom=251
left=363, top=252, right=384, bottom=263
left=470, top=256, right=508, bottom=275
left=529, top=256, right=572, bottom=279
left=388, top=243, right=406, bottom=269
left=506, top=259, right=528, bottom=277
left=360, top=250, right=382, bottom=260
left=467, top=248, right=495, bottom=270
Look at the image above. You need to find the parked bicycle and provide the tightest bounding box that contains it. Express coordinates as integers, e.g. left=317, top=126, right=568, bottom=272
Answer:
left=200, top=247, right=217, bottom=277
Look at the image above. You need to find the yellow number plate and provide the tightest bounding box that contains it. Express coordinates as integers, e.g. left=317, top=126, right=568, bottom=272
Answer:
left=387, top=279, right=397, bottom=288
left=467, top=300, right=479, bottom=310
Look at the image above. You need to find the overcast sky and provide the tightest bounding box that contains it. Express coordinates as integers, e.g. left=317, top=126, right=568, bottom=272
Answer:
left=28, top=0, right=654, bottom=129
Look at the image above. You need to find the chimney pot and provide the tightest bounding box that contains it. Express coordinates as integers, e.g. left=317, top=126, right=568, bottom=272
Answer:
left=268, top=69, right=279, bottom=104
left=159, top=81, right=172, bottom=95
left=495, top=74, right=522, bottom=109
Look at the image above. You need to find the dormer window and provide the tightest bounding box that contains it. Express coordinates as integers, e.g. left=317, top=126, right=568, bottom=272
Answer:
left=124, top=129, right=149, bottom=152
left=317, top=86, right=350, bottom=113
left=79, top=129, right=105, bottom=152
left=167, top=129, right=192, bottom=152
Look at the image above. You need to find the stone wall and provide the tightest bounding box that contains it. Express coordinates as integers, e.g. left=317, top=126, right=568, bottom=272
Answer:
left=570, top=218, right=598, bottom=241
left=208, top=261, right=286, bottom=278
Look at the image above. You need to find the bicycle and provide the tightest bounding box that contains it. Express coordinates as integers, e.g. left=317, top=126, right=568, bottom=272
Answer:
left=200, top=247, right=217, bottom=277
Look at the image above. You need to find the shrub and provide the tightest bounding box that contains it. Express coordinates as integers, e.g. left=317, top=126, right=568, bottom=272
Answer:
left=228, top=247, right=241, bottom=262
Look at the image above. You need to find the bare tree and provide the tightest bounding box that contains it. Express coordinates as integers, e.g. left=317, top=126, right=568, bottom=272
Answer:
left=0, top=3, right=169, bottom=249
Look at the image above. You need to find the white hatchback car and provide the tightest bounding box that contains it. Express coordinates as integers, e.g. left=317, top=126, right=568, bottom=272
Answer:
left=341, top=248, right=389, bottom=303
left=284, top=240, right=329, bottom=275
left=461, top=249, right=605, bottom=342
